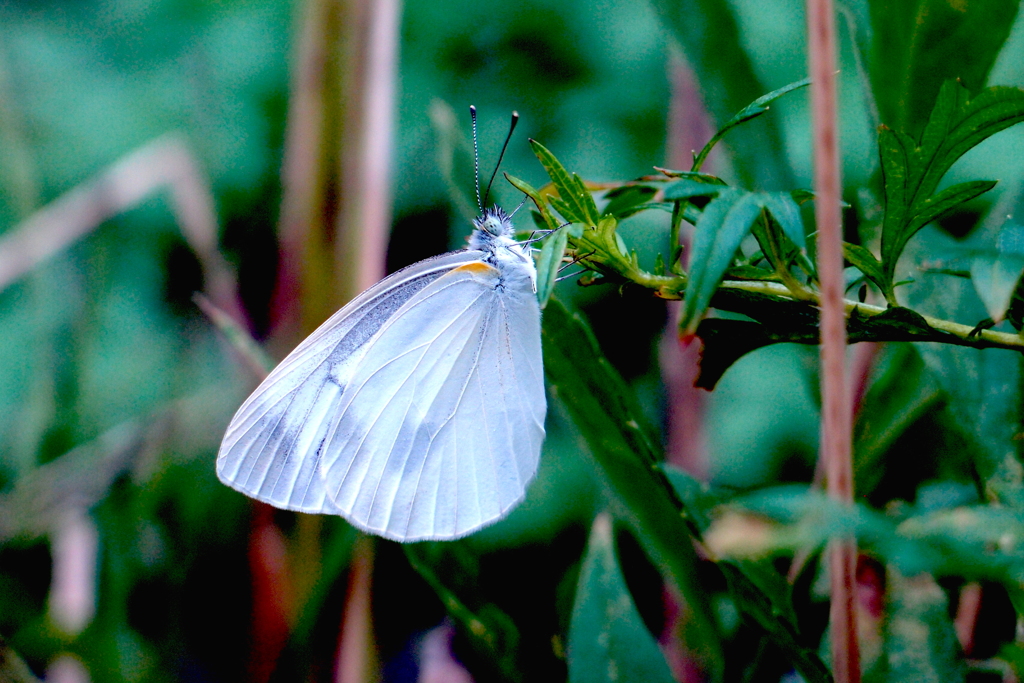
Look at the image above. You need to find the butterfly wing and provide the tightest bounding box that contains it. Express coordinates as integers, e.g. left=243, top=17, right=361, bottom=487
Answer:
left=318, top=259, right=546, bottom=541
left=216, top=250, right=484, bottom=512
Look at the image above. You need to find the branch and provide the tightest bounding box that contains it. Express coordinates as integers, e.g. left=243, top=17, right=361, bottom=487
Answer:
left=717, top=280, right=1024, bottom=351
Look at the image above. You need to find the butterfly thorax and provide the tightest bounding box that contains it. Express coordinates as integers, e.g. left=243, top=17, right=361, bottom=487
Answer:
left=467, top=206, right=536, bottom=290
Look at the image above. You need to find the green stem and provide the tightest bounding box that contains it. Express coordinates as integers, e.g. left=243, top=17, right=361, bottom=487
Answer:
left=718, top=280, right=1024, bottom=351
left=580, top=263, right=1024, bottom=351
left=776, top=268, right=817, bottom=301
left=670, top=200, right=685, bottom=273
left=691, top=131, right=724, bottom=173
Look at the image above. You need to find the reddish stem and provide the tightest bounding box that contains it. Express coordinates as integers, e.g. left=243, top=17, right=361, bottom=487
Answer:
left=247, top=504, right=294, bottom=683
left=663, top=52, right=716, bottom=480
left=807, top=0, right=860, bottom=680
left=334, top=537, right=377, bottom=683
left=659, top=53, right=716, bottom=682
left=954, top=583, right=983, bottom=657
left=271, top=0, right=336, bottom=340
left=337, top=0, right=399, bottom=296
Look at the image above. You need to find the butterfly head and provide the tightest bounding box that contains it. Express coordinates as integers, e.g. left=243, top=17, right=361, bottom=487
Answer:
left=473, top=206, right=514, bottom=237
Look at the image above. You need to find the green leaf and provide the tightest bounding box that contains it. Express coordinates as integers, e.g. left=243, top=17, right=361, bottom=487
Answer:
left=967, top=223, right=1024, bottom=323
left=901, top=229, right=1024, bottom=509
left=721, top=487, right=1024, bottom=581
left=572, top=172, right=602, bottom=225
left=906, top=180, right=997, bottom=236
left=503, top=172, right=544, bottom=208
left=594, top=215, right=627, bottom=261
left=567, top=513, right=676, bottom=683
left=971, top=252, right=1024, bottom=324
left=723, top=264, right=781, bottom=282
left=722, top=77, right=812, bottom=129
left=917, top=86, right=1024, bottom=192
left=663, top=178, right=726, bottom=201
left=717, top=562, right=831, bottom=683
left=882, top=568, right=967, bottom=683
left=655, top=169, right=728, bottom=184
left=505, top=172, right=562, bottom=232
left=662, top=468, right=833, bottom=683
left=692, top=78, right=810, bottom=173
left=648, top=0, right=796, bottom=188
left=756, top=192, right=805, bottom=251
left=615, top=201, right=676, bottom=219
left=541, top=298, right=724, bottom=677
left=878, top=82, right=1024, bottom=296
left=550, top=196, right=578, bottom=223
left=544, top=300, right=832, bottom=683
left=790, top=188, right=815, bottom=205
left=528, top=140, right=599, bottom=225
left=997, top=224, right=1024, bottom=331
left=680, top=189, right=763, bottom=334
left=878, top=126, right=915, bottom=246
left=748, top=207, right=806, bottom=288
left=842, top=242, right=887, bottom=294
left=535, top=226, right=570, bottom=308
left=869, top=0, right=1019, bottom=136
left=853, top=344, right=943, bottom=498
left=602, top=185, right=658, bottom=218
left=527, top=140, right=585, bottom=221
left=662, top=465, right=719, bottom=533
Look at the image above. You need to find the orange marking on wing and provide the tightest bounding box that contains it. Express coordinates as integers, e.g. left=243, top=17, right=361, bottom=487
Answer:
left=453, top=262, right=499, bottom=276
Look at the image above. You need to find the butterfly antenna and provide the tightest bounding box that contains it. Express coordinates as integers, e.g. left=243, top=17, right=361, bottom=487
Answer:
left=470, top=105, right=483, bottom=214
left=508, top=193, right=529, bottom=218
left=483, top=111, right=519, bottom=210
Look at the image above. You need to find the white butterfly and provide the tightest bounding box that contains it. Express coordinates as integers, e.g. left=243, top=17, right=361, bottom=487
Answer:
left=216, top=110, right=547, bottom=541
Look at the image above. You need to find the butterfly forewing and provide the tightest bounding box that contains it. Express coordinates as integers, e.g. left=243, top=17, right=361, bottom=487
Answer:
left=318, top=259, right=546, bottom=541
left=216, top=250, right=484, bottom=512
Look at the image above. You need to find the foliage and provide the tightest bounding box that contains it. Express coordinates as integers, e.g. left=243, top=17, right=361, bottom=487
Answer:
left=567, top=513, right=676, bottom=683
left=523, top=78, right=1024, bottom=358
left=3, top=1, right=1024, bottom=683
left=509, top=10, right=1024, bottom=682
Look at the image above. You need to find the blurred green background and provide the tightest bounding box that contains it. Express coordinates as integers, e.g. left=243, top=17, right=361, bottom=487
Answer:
left=3, top=0, right=1024, bottom=681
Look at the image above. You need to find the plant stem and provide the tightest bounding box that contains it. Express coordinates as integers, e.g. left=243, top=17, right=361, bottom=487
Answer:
left=335, top=0, right=400, bottom=301
left=717, top=280, right=1024, bottom=351
left=586, top=270, right=1024, bottom=352
left=807, top=0, right=860, bottom=680
left=274, top=0, right=340, bottom=338
left=335, top=536, right=378, bottom=683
